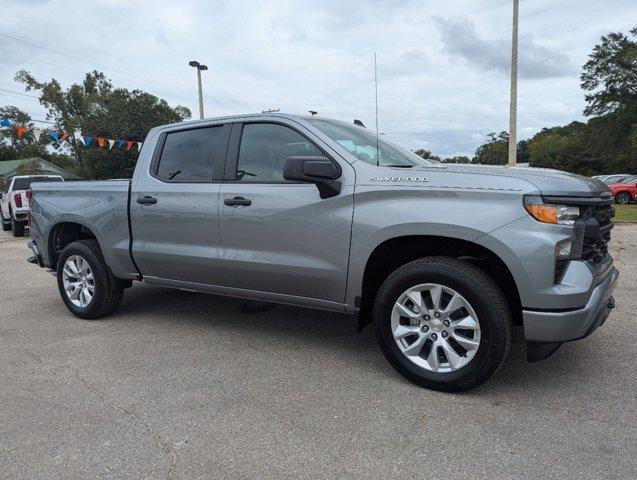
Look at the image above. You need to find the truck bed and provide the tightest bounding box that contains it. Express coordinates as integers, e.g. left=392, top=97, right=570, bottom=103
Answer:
left=29, top=180, right=138, bottom=279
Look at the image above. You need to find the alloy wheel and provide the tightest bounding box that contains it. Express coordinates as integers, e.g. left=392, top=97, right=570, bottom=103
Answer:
left=62, top=255, right=95, bottom=308
left=391, top=283, right=481, bottom=373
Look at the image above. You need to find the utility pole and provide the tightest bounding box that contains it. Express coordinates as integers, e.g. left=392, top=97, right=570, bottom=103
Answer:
left=189, top=60, right=208, bottom=119
left=508, top=0, right=519, bottom=166
left=374, top=52, right=379, bottom=166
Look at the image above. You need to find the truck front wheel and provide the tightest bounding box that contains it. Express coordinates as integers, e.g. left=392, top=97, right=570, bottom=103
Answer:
left=373, top=256, right=512, bottom=392
left=56, top=240, right=124, bottom=320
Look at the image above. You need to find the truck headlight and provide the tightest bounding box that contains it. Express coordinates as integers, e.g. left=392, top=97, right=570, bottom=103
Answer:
left=523, top=196, right=580, bottom=226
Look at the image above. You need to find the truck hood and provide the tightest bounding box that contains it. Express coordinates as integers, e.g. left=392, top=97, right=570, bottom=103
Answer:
left=411, top=164, right=610, bottom=198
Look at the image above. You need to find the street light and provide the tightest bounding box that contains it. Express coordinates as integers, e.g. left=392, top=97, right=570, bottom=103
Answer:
left=189, top=60, right=208, bottom=119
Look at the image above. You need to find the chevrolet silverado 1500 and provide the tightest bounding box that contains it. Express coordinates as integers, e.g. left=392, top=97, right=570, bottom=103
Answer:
left=27, top=114, right=618, bottom=391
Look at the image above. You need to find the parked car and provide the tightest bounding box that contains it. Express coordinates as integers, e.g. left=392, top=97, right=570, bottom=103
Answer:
left=609, top=176, right=637, bottom=204
left=27, top=114, right=618, bottom=392
left=601, top=174, right=632, bottom=184
left=1, top=175, right=64, bottom=236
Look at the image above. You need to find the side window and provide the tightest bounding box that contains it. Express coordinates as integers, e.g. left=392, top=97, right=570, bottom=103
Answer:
left=236, top=123, right=323, bottom=182
left=155, top=126, right=223, bottom=182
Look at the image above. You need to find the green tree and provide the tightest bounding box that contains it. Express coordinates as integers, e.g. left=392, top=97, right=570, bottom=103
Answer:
left=473, top=132, right=509, bottom=165
left=413, top=148, right=440, bottom=162
left=581, top=26, right=637, bottom=116
left=0, top=105, right=73, bottom=172
left=14, top=70, right=191, bottom=179
left=441, top=155, right=471, bottom=164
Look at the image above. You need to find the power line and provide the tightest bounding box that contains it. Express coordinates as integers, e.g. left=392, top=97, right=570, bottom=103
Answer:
left=0, top=32, right=189, bottom=101
left=0, top=45, right=193, bottom=110
left=0, top=87, right=40, bottom=99
left=0, top=47, right=88, bottom=75
left=0, top=32, right=135, bottom=79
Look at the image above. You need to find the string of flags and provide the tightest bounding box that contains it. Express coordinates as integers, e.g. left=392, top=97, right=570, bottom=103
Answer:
left=0, top=117, right=143, bottom=152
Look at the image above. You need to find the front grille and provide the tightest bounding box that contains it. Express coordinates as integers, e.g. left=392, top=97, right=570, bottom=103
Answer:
left=581, top=203, right=614, bottom=266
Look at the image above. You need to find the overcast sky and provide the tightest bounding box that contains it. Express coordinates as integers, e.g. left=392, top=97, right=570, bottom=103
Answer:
left=1, top=0, right=635, bottom=157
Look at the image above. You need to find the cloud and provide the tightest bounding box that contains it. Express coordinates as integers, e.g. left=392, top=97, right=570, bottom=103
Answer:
left=435, top=17, right=574, bottom=79
left=1, top=0, right=634, bottom=158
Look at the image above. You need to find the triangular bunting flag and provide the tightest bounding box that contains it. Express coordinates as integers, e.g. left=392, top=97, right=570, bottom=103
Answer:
left=97, top=137, right=106, bottom=148
left=108, top=139, right=115, bottom=149
left=49, top=131, right=60, bottom=142
left=84, top=136, right=93, bottom=146
left=0, top=118, right=11, bottom=127
left=117, top=140, right=125, bottom=148
left=137, top=142, right=143, bottom=151
left=60, top=131, right=69, bottom=142
left=126, top=140, right=134, bottom=151
left=74, top=131, right=85, bottom=145
left=32, top=128, right=42, bottom=140
left=16, top=126, right=27, bottom=138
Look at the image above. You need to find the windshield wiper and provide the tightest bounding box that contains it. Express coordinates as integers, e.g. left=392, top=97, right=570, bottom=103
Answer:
left=384, top=164, right=414, bottom=168
left=168, top=170, right=182, bottom=180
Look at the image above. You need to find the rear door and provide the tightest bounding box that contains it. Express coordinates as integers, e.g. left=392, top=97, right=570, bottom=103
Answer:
left=218, top=120, right=354, bottom=303
left=130, top=122, right=230, bottom=285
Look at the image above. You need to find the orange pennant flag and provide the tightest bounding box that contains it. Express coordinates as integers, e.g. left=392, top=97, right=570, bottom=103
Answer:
left=16, top=126, right=27, bottom=138
left=125, top=140, right=134, bottom=151
left=97, top=137, right=106, bottom=148
left=60, top=131, right=69, bottom=142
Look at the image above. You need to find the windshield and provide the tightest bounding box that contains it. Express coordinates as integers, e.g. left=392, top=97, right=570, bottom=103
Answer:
left=621, top=176, right=637, bottom=184
left=308, top=118, right=436, bottom=167
left=13, top=176, right=63, bottom=190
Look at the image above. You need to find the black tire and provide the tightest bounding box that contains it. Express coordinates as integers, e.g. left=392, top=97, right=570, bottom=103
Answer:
left=374, top=256, right=512, bottom=392
left=56, top=239, right=124, bottom=320
left=11, top=217, right=25, bottom=237
left=1, top=216, right=10, bottom=231
left=615, top=192, right=631, bottom=205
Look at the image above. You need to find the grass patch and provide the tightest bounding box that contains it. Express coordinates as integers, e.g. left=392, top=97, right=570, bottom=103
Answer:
left=614, top=204, right=637, bottom=222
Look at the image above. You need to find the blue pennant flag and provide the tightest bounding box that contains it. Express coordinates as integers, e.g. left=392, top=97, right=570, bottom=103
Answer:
left=84, top=136, right=93, bottom=146
left=49, top=131, right=60, bottom=142
left=0, top=118, right=11, bottom=127
left=117, top=140, right=125, bottom=148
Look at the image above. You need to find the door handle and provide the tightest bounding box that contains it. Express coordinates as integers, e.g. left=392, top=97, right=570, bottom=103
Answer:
left=136, top=195, right=158, bottom=205
left=224, top=196, right=252, bottom=207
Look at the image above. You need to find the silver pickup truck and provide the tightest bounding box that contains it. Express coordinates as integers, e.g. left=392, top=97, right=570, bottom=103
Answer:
left=27, top=113, right=619, bottom=391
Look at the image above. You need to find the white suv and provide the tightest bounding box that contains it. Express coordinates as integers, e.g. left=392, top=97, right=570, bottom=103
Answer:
left=1, top=175, right=64, bottom=237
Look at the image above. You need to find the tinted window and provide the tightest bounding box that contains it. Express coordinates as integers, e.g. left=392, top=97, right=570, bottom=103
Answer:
left=13, top=176, right=63, bottom=190
left=156, top=126, right=222, bottom=182
left=236, top=123, right=323, bottom=182
left=309, top=118, right=434, bottom=167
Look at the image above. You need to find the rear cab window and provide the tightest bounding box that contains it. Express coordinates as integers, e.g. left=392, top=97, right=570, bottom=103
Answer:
left=155, top=126, right=224, bottom=182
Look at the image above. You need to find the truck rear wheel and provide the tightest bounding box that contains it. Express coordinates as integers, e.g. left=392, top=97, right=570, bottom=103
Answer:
left=1, top=216, right=10, bottom=231
left=11, top=217, right=25, bottom=237
left=56, top=240, right=124, bottom=320
left=373, top=256, right=511, bottom=392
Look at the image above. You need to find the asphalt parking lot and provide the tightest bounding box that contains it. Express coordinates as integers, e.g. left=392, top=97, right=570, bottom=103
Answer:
left=1, top=226, right=635, bottom=479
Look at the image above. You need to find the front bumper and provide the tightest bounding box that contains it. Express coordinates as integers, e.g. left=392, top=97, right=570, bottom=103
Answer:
left=523, top=266, right=619, bottom=343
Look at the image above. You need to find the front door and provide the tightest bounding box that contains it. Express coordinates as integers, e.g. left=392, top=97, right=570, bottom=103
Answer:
left=130, top=123, right=229, bottom=285
left=218, top=121, right=354, bottom=303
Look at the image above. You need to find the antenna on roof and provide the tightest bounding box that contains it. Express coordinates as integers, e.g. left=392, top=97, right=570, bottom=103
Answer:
left=374, top=52, right=379, bottom=167
left=353, top=119, right=365, bottom=127
left=309, top=110, right=318, bottom=116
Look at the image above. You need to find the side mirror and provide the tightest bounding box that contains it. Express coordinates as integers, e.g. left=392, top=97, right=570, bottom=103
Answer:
left=283, top=156, right=341, bottom=198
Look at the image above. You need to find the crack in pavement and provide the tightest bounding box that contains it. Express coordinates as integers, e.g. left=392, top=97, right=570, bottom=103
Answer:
left=66, top=366, right=179, bottom=479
